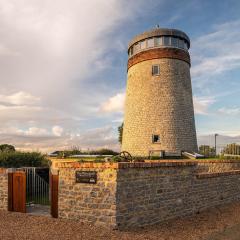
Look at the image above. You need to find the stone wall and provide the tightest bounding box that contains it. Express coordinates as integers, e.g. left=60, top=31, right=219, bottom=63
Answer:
left=122, top=56, right=197, bottom=157
left=116, top=162, right=240, bottom=228
left=58, top=163, right=118, bottom=228
left=0, top=168, right=8, bottom=211
left=56, top=160, right=240, bottom=229
left=197, top=160, right=240, bottom=173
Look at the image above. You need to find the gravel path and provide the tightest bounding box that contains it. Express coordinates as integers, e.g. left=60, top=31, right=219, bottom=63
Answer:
left=1, top=202, right=240, bottom=240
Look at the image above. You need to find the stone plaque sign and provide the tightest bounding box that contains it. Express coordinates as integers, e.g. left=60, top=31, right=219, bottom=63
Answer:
left=76, top=171, right=97, bottom=184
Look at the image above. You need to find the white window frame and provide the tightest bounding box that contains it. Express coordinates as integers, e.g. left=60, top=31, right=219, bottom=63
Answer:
left=152, top=64, right=160, bottom=76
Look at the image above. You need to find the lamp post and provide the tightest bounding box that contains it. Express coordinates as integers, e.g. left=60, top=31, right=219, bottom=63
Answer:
left=214, top=133, right=219, bottom=156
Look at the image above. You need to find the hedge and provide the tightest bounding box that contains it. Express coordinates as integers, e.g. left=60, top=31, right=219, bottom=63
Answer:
left=0, top=151, right=49, bottom=168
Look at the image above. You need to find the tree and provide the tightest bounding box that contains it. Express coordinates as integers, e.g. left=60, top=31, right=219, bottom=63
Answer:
left=199, top=145, right=215, bottom=157
left=118, top=123, right=124, bottom=144
left=222, top=143, right=240, bottom=155
left=0, top=144, right=15, bottom=153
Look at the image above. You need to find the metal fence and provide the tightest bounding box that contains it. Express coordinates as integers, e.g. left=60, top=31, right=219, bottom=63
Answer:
left=24, top=167, right=50, bottom=206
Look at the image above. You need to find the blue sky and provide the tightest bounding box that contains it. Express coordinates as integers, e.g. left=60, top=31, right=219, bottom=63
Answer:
left=0, top=0, right=239, bottom=152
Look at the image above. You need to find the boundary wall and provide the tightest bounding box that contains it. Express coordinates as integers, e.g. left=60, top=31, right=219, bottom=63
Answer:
left=54, top=160, right=240, bottom=229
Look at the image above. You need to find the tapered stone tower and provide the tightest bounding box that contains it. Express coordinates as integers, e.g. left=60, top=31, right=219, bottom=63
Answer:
left=122, top=27, right=198, bottom=157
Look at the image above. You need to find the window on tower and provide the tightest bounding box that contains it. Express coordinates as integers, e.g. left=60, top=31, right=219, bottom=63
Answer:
left=163, top=36, right=170, bottom=46
left=147, top=38, right=154, bottom=48
left=155, top=37, right=163, bottom=46
left=140, top=40, right=146, bottom=49
left=152, top=65, right=160, bottom=75
left=178, top=39, right=184, bottom=49
left=171, top=37, right=178, bottom=47
left=152, top=135, right=160, bottom=143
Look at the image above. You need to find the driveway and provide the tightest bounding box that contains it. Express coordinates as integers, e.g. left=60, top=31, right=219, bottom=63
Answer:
left=1, top=202, right=240, bottom=239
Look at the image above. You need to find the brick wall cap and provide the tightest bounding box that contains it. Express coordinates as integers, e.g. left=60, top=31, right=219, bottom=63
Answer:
left=55, top=160, right=197, bottom=169
left=197, top=159, right=240, bottom=164
left=0, top=168, right=7, bottom=174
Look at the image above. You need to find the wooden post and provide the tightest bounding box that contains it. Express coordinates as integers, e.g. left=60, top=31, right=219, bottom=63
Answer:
left=12, top=171, right=26, bottom=213
left=50, top=172, right=59, bottom=218
left=8, top=172, right=13, bottom=211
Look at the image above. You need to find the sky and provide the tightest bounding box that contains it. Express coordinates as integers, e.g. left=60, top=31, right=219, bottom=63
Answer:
left=0, top=0, right=240, bottom=152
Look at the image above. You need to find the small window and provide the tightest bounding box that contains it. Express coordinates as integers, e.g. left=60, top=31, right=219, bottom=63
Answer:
left=171, top=37, right=178, bottom=47
left=147, top=38, right=154, bottom=48
left=184, top=41, right=188, bottom=50
left=163, top=36, right=170, bottom=46
left=152, top=135, right=160, bottom=143
left=155, top=37, right=163, bottom=46
left=134, top=43, right=140, bottom=52
left=129, top=47, right=133, bottom=56
left=152, top=65, right=160, bottom=75
left=178, top=39, right=184, bottom=49
left=140, top=40, right=146, bottom=49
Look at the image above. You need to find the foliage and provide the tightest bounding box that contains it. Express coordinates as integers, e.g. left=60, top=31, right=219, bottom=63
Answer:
left=0, top=144, right=15, bottom=153
left=222, top=143, right=240, bottom=155
left=89, top=148, right=118, bottom=155
left=219, top=155, right=240, bottom=160
left=0, top=151, right=49, bottom=168
left=199, top=145, right=216, bottom=157
left=118, top=123, right=124, bottom=144
left=55, top=148, right=119, bottom=158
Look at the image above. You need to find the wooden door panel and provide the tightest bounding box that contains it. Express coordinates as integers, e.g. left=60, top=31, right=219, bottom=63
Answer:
left=50, top=173, right=59, bottom=218
left=12, top=172, right=26, bottom=213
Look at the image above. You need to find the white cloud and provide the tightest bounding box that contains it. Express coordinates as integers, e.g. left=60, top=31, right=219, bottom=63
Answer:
left=0, top=0, right=149, bottom=151
left=0, top=91, right=40, bottom=105
left=25, top=127, right=49, bottom=136
left=52, top=126, right=63, bottom=137
left=193, top=96, right=215, bottom=115
left=218, top=107, right=240, bottom=116
left=0, top=125, right=120, bottom=153
left=100, top=92, right=125, bottom=113
left=191, top=20, right=240, bottom=87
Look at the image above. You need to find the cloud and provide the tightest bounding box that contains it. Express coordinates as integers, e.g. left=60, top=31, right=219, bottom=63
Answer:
left=191, top=20, right=240, bottom=89
left=218, top=107, right=240, bottom=116
left=52, top=126, right=63, bottom=137
left=0, top=125, right=119, bottom=153
left=25, top=127, right=49, bottom=136
left=193, top=96, right=215, bottom=115
left=100, top=92, right=125, bottom=113
left=0, top=0, right=149, bottom=151
left=0, top=91, right=40, bottom=106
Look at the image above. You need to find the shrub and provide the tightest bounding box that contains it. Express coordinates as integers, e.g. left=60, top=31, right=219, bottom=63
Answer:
left=0, top=144, right=15, bottom=153
left=0, top=151, right=49, bottom=168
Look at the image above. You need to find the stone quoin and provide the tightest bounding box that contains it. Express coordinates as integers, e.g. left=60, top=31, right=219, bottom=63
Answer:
left=122, top=28, right=198, bottom=157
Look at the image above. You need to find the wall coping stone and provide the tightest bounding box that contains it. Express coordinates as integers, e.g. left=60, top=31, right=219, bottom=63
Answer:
left=196, top=170, right=240, bottom=179
left=197, top=159, right=240, bottom=164
left=0, top=168, right=7, bottom=174
left=55, top=160, right=197, bottom=169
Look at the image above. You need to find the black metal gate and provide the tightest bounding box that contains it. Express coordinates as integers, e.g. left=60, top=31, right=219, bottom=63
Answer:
left=24, top=167, right=50, bottom=206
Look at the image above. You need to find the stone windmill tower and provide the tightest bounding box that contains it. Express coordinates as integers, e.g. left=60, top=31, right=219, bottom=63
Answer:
left=121, top=27, right=198, bottom=157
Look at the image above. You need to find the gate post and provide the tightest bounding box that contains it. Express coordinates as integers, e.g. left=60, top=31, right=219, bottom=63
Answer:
left=8, top=169, right=26, bottom=213
left=50, top=169, right=59, bottom=218
left=7, top=169, right=13, bottom=211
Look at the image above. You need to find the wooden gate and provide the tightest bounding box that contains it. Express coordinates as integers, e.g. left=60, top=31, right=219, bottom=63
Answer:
left=8, top=169, right=58, bottom=217
left=8, top=171, right=26, bottom=213
left=50, top=172, right=59, bottom=218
